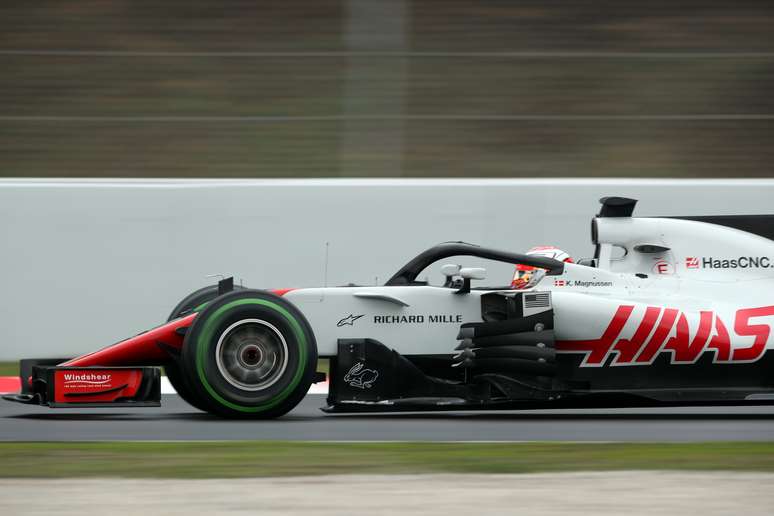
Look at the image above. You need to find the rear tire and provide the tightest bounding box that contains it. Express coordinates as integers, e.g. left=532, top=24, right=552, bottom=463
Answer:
left=180, top=290, right=317, bottom=419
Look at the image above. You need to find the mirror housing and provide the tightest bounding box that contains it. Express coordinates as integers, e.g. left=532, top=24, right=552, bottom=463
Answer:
left=455, top=267, right=486, bottom=294
left=460, top=267, right=486, bottom=280
left=440, top=263, right=461, bottom=277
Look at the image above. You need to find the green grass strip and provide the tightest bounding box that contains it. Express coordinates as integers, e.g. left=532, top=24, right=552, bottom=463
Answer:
left=0, top=362, right=19, bottom=376
left=0, top=442, right=773, bottom=478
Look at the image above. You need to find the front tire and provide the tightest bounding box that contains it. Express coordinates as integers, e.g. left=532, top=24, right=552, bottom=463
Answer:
left=180, top=290, right=317, bottom=418
left=165, top=284, right=244, bottom=412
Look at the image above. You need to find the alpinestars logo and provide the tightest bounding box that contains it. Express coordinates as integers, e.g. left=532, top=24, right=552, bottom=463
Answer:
left=337, top=314, right=365, bottom=327
left=685, top=256, right=773, bottom=269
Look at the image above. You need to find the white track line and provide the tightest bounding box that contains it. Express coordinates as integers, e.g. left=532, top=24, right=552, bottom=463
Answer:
left=2, top=114, right=774, bottom=122
left=3, top=50, right=774, bottom=58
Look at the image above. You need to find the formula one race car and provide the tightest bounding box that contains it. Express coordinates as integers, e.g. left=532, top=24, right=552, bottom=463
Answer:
left=4, top=197, right=774, bottom=418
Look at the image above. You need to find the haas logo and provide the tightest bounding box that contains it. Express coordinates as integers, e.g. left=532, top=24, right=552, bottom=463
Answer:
left=685, top=257, right=700, bottom=269
left=557, top=305, right=774, bottom=366
left=344, top=362, right=379, bottom=389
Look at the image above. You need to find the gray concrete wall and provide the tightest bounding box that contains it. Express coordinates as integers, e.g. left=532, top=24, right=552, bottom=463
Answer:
left=1, top=178, right=772, bottom=359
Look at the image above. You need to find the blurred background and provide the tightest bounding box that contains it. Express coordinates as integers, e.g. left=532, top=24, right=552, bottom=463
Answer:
left=2, top=0, right=773, bottom=179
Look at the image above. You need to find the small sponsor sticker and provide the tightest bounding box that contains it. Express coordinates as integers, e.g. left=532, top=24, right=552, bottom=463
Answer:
left=684, top=256, right=773, bottom=270
left=52, top=369, right=143, bottom=403
left=685, top=257, right=700, bottom=269
left=337, top=314, right=365, bottom=327
left=653, top=259, right=674, bottom=275
left=62, top=372, right=112, bottom=389
left=553, top=279, right=612, bottom=288
left=344, top=362, right=379, bottom=389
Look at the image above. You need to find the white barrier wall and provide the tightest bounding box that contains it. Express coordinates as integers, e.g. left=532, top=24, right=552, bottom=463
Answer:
left=1, top=178, right=772, bottom=360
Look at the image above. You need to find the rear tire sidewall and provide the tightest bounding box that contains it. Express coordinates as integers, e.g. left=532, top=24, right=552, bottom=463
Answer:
left=181, top=290, right=316, bottom=418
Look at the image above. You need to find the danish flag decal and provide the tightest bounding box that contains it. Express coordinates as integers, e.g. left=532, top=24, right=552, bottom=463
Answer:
left=556, top=305, right=774, bottom=366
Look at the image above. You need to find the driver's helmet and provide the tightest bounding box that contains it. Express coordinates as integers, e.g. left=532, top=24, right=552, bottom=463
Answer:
left=512, top=246, right=573, bottom=289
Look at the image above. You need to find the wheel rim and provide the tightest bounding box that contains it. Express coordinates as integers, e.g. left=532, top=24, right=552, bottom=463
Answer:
left=215, top=318, right=289, bottom=391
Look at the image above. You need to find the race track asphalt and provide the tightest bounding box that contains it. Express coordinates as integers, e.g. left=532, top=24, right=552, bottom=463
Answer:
left=2, top=395, right=774, bottom=441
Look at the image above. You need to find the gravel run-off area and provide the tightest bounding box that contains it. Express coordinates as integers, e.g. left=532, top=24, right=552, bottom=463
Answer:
left=2, top=471, right=773, bottom=515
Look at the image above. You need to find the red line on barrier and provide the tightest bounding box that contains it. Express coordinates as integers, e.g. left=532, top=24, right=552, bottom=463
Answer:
left=0, top=377, right=21, bottom=394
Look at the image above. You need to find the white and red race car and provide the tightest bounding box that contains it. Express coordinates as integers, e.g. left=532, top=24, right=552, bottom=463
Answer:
left=5, top=196, right=774, bottom=418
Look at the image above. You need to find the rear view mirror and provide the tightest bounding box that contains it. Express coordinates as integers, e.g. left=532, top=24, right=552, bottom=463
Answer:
left=460, top=267, right=486, bottom=280
left=440, top=263, right=461, bottom=277
left=455, top=267, right=486, bottom=295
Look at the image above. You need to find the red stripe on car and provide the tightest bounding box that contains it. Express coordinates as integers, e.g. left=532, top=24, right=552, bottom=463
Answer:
left=271, top=288, right=296, bottom=297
